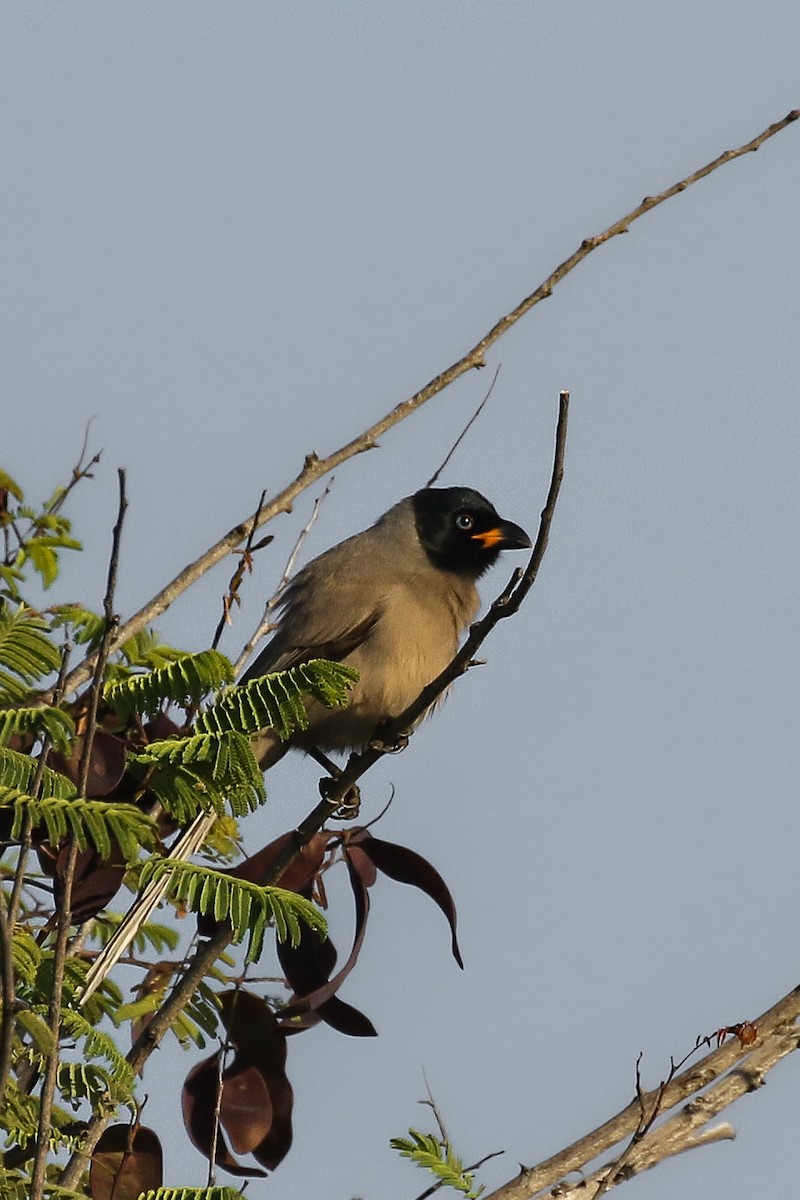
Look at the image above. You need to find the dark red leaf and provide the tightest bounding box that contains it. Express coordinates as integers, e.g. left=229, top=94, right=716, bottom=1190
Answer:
left=52, top=728, right=127, bottom=797
left=182, top=1054, right=267, bottom=1179
left=348, top=830, right=463, bottom=968
left=218, top=991, right=295, bottom=1172
left=278, top=852, right=375, bottom=1036
left=89, top=1123, right=163, bottom=1200
left=314, top=996, right=378, bottom=1038
left=53, top=844, right=126, bottom=923
left=219, top=1060, right=272, bottom=1154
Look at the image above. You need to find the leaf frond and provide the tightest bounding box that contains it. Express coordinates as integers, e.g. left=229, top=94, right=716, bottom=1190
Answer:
left=138, top=1188, right=246, bottom=1200
left=0, top=705, right=74, bottom=753
left=130, top=730, right=265, bottom=823
left=103, top=649, right=235, bottom=719
left=0, top=792, right=155, bottom=860
left=391, top=1129, right=483, bottom=1198
left=0, top=603, right=62, bottom=701
left=137, top=858, right=327, bottom=962
left=0, top=746, right=75, bottom=798
left=196, top=659, right=358, bottom=740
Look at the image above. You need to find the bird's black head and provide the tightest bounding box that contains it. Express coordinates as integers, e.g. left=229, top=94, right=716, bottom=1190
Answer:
left=412, top=487, right=531, bottom=577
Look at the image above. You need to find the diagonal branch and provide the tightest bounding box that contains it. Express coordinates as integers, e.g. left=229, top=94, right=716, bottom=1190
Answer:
left=56, top=108, right=798, bottom=701
left=482, top=985, right=800, bottom=1200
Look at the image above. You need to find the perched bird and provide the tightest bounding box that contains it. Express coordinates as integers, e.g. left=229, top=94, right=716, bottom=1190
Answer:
left=78, top=487, right=529, bottom=1005
left=241, top=486, right=531, bottom=768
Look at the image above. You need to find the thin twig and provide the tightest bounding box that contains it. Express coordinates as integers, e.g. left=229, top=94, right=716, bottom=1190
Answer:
left=30, top=470, right=127, bottom=1200
left=7, top=641, right=72, bottom=932
left=0, top=889, right=17, bottom=1111
left=55, top=108, right=799, bottom=702
left=425, top=364, right=502, bottom=487
left=47, top=419, right=101, bottom=517
left=232, top=479, right=333, bottom=677
left=211, top=489, right=271, bottom=653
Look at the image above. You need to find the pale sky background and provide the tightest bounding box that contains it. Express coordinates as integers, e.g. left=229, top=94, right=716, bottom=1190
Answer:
left=3, top=4, right=800, bottom=1199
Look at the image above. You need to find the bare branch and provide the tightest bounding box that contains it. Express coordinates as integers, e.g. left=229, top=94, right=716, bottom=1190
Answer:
left=31, top=470, right=127, bottom=1200
left=481, top=987, right=800, bottom=1200
left=56, top=108, right=799, bottom=701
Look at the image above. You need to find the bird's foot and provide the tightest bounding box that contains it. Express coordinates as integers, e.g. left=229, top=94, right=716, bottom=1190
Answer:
left=318, top=775, right=362, bottom=820
left=369, top=730, right=409, bottom=754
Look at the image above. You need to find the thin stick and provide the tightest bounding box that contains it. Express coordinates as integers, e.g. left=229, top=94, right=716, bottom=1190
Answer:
left=55, top=108, right=799, bottom=701
left=425, top=364, right=502, bottom=487
left=232, top=479, right=333, bottom=677
left=210, top=489, right=270, bottom=653
left=30, top=470, right=127, bottom=1200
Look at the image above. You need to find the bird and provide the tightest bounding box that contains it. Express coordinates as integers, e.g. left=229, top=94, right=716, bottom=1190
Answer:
left=241, top=486, right=532, bottom=768
left=79, top=486, right=530, bottom=1005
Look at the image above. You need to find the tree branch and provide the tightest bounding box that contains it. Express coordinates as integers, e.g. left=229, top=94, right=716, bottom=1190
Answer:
left=30, top=470, right=127, bottom=1200
left=55, top=108, right=798, bottom=701
left=482, top=986, right=800, bottom=1200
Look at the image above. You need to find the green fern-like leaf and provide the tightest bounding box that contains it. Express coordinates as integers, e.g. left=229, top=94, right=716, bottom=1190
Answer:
left=0, top=705, right=74, bottom=752
left=196, top=659, right=358, bottom=741
left=0, top=746, right=75, bottom=799
left=49, top=604, right=106, bottom=650
left=391, top=1130, right=483, bottom=1198
left=104, top=649, right=236, bottom=719
left=0, top=603, right=62, bottom=702
left=0, top=1081, right=81, bottom=1154
left=10, top=928, right=43, bottom=988
left=0, top=467, right=24, bottom=502
left=54, top=1059, right=131, bottom=1110
left=0, top=791, right=155, bottom=860
left=137, top=858, right=327, bottom=963
left=60, top=1009, right=136, bottom=1098
left=129, top=730, right=265, bottom=823
left=117, top=627, right=190, bottom=671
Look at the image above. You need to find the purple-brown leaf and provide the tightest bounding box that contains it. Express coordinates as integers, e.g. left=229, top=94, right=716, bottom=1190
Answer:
left=348, top=830, right=464, bottom=968
left=89, top=1123, right=163, bottom=1200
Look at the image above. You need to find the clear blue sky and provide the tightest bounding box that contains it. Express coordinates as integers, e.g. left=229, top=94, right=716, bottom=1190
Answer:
left=3, top=4, right=799, bottom=1198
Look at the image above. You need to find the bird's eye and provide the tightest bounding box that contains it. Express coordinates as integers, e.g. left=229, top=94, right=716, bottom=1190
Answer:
left=454, top=512, right=474, bottom=530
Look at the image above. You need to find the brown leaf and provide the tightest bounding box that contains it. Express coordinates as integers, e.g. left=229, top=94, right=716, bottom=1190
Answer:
left=277, top=852, right=377, bottom=1037
left=182, top=1054, right=267, bottom=1179
left=52, top=844, right=126, bottom=923
left=348, top=829, right=463, bottom=968
left=219, top=1061, right=273, bottom=1154
left=89, top=1124, right=163, bottom=1200
left=51, top=727, right=128, bottom=797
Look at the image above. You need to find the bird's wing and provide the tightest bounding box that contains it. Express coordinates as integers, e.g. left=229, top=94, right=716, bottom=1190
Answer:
left=239, top=536, right=387, bottom=683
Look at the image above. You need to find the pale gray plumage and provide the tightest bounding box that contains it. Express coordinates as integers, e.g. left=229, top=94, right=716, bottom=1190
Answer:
left=240, top=487, right=531, bottom=768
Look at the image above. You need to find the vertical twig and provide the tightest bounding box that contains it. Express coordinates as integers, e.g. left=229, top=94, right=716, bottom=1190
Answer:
left=0, top=640, right=73, bottom=1110
left=29, top=470, right=127, bottom=1200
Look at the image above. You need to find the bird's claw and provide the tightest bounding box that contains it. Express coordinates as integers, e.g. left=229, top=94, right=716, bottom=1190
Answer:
left=318, top=775, right=362, bottom=820
left=369, top=731, right=409, bottom=754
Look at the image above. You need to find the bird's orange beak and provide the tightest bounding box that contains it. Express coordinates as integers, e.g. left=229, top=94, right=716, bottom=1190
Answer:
left=471, top=519, right=531, bottom=551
